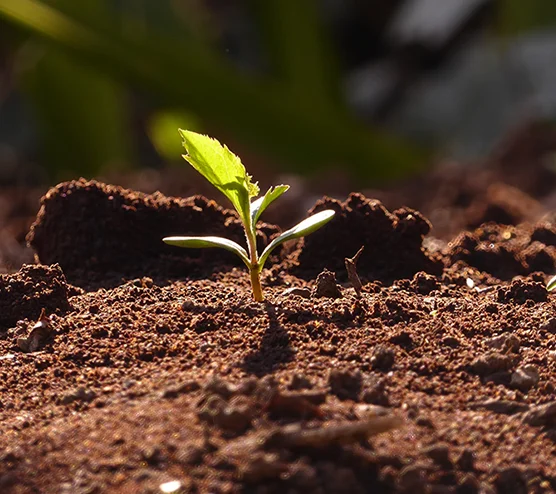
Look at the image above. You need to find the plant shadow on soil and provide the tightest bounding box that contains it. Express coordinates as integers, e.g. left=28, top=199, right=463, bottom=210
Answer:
left=240, top=301, right=295, bottom=376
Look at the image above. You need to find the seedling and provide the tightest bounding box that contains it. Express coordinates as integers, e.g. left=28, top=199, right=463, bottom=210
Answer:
left=547, top=275, right=556, bottom=292
left=163, top=130, right=335, bottom=301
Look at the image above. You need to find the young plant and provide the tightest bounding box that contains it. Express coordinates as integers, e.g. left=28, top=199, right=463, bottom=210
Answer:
left=547, top=275, right=556, bottom=292
left=163, top=130, right=335, bottom=301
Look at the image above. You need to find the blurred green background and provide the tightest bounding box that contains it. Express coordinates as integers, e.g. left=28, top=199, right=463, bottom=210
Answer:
left=1, top=0, right=556, bottom=187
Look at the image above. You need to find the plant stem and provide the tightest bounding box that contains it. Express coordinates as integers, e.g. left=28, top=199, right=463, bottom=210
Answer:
left=245, top=226, right=264, bottom=301
left=250, top=266, right=264, bottom=302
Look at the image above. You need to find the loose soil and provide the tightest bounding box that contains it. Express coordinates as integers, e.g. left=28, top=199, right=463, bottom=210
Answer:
left=2, top=136, right=556, bottom=492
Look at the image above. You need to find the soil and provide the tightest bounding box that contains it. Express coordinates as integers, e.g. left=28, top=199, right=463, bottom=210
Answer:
left=2, top=125, right=556, bottom=493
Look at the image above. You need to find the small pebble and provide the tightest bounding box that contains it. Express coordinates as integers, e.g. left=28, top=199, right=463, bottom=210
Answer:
left=510, top=365, right=539, bottom=392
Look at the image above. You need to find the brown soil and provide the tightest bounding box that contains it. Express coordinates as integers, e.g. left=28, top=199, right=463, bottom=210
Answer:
left=1, top=165, right=556, bottom=493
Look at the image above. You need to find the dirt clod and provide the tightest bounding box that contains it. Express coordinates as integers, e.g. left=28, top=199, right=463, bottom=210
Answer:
left=497, top=279, right=547, bottom=304
left=17, top=309, right=53, bottom=353
left=328, top=369, right=362, bottom=401
left=510, top=365, right=540, bottom=392
left=0, top=264, right=71, bottom=329
left=312, top=269, right=343, bottom=299
left=290, top=193, right=442, bottom=283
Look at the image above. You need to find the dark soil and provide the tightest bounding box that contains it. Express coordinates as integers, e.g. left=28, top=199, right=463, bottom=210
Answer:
left=2, top=133, right=556, bottom=492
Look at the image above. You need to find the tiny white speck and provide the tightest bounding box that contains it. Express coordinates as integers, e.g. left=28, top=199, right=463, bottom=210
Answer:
left=160, top=480, right=182, bottom=493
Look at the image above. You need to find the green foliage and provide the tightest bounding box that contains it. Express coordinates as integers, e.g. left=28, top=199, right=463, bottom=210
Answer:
left=0, top=0, right=427, bottom=182
left=251, top=185, right=290, bottom=225
left=163, top=131, right=335, bottom=301
left=547, top=275, right=556, bottom=292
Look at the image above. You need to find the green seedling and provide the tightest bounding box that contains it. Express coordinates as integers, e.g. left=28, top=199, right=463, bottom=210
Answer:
left=163, top=130, right=335, bottom=301
left=547, top=275, right=556, bottom=292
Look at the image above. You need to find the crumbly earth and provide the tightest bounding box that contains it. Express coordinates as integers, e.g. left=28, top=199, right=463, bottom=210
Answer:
left=1, top=178, right=556, bottom=494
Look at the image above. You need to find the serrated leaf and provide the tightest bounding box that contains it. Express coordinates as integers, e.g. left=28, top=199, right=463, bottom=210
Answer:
left=258, top=209, right=335, bottom=271
left=163, top=235, right=250, bottom=267
left=250, top=185, right=289, bottom=225
left=179, top=130, right=259, bottom=226
left=547, top=274, right=556, bottom=292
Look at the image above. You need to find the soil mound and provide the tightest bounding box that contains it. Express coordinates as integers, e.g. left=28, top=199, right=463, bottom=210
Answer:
left=0, top=263, right=71, bottom=329
left=288, top=193, right=442, bottom=283
left=27, top=179, right=280, bottom=286
left=446, top=221, right=556, bottom=281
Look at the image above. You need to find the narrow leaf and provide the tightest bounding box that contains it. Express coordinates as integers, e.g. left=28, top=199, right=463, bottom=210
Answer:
left=258, top=209, right=335, bottom=270
left=547, top=274, right=556, bottom=292
left=163, top=235, right=250, bottom=267
left=179, top=129, right=259, bottom=226
left=250, top=185, right=289, bottom=225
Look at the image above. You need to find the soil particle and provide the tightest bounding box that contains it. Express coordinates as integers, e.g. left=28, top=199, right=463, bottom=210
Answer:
left=410, top=271, right=440, bottom=294
left=370, top=345, right=396, bottom=371
left=328, top=369, right=362, bottom=401
left=497, top=279, right=547, bottom=304
left=483, top=333, right=521, bottom=353
left=493, top=467, right=528, bottom=494
left=290, top=193, right=442, bottom=283
left=510, top=365, right=540, bottom=392
left=423, top=443, right=453, bottom=471
left=456, top=449, right=476, bottom=472
left=59, top=387, right=98, bottom=405
left=360, top=375, right=389, bottom=406
left=521, top=401, right=556, bottom=427
left=468, top=399, right=529, bottom=415
left=16, top=309, right=53, bottom=352
left=312, top=269, right=343, bottom=299
left=281, top=286, right=312, bottom=299
left=0, top=263, right=71, bottom=329
left=469, top=352, right=517, bottom=378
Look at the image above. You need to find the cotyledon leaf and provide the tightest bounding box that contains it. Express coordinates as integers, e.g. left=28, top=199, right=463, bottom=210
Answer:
left=547, top=274, right=556, bottom=291
left=163, top=236, right=250, bottom=267
left=258, top=209, right=335, bottom=271
left=250, top=184, right=289, bottom=226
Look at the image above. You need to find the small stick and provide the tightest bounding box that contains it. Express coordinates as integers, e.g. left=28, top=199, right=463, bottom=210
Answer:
left=345, top=246, right=364, bottom=297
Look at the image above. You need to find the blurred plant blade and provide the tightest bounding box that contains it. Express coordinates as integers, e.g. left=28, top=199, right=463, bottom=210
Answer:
left=20, top=46, right=129, bottom=178
left=249, top=0, right=339, bottom=111
left=0, top=0, right=428, bottom=183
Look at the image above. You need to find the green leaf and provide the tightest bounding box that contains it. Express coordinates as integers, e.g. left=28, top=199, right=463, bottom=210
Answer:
left=250, top=184, right=289, bottom=225
left=163, top=235, right=250, bottom=267
left=258, top=209, right=335, bottom=270
left=179, top=129, right=259, bottom=226
left=547, top=274, right=556, bottom=292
